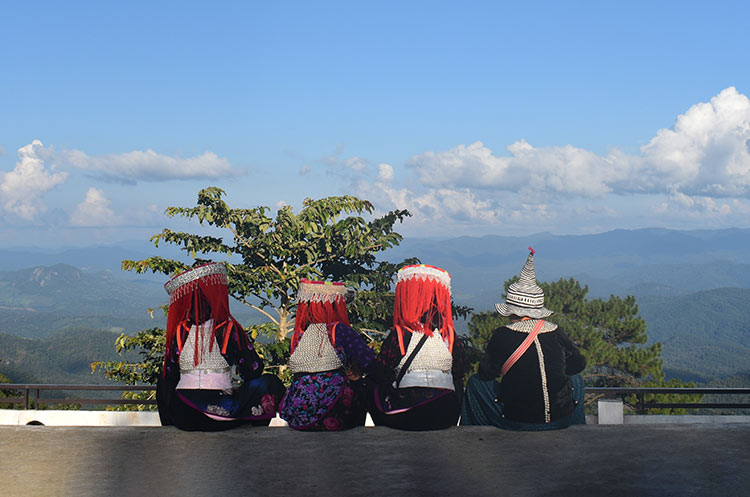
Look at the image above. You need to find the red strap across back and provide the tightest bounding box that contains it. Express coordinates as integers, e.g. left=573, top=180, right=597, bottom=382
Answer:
left=501, top=319, right=546, bottom=376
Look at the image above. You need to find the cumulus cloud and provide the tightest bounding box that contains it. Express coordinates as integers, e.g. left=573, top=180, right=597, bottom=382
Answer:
left=377, top=163, right=394, bottom=182
left=56, top=147, right=240, bottom=183
left=342, top=157, right=368, bottom=172
left=0, top=140, right=68, bottom=220
left=656, top=191, right=732, bottom=216
left=70, top=187, right=121, bottom=226
left=407, top=87, right=750, bottom=201
left=358, top=180, right=502, bottom=224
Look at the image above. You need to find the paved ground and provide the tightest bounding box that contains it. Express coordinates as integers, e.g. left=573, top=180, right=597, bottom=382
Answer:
left=1, top=424, right=749, bottom=497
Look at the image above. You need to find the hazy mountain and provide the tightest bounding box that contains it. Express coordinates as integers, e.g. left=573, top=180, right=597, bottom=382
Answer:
left=0, top=328, right=128, bottom=385
left=639, top=287, right=750, bottom=382
left=2, top=228, right=749, bottom=385
left=384, top=228, right=750, bottom=310
left=0, top=263, right=262, bottom=340
left=0, top=264, right=166, bottom=338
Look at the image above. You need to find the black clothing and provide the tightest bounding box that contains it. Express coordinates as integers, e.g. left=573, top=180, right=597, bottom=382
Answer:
left=478, top=324, right=585, bottom=423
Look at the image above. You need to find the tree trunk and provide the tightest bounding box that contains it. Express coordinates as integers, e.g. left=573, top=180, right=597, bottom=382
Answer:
left=277, top=307, right=293, bottom=340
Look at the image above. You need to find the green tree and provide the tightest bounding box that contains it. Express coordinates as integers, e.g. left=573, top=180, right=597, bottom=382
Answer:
left=96, top=188, right=413, bottom=391
left=0, top=366, right=20, bottom=409
left=122, top=187, right=410, bottom=340
left=467, top=277, right=699, bottom=413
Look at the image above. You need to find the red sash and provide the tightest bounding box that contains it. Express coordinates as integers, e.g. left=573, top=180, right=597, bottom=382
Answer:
left=501, top=319, right=545, bottom=376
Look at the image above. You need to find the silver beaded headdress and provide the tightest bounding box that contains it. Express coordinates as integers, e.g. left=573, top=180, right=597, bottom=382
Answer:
left=164, top=263, right=229, bottom=305
left=296, top=279, right=348, bottom=304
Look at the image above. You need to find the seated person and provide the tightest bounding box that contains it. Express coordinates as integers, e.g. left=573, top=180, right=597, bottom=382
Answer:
left=157, top=263, right=285, bottom=431
left=461, top=248, right=586, bottom=430
left=369, top=264, right=466, bottom=431
left=280, top=279, right=375, bottom=431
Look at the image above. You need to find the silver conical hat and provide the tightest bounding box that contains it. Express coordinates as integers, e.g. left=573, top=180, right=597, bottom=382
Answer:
left=495, top=247, right=552, bottom=319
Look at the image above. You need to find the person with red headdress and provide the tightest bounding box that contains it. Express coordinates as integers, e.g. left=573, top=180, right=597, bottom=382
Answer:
left=279, top=279, right=375, bottom=431
left=368, top=264, right=467, bottom=431
left=156, top=263, right=285, bottom=431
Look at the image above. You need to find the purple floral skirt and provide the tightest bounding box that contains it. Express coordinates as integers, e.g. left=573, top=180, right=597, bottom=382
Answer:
left=280, top=370, right=367, bottom=431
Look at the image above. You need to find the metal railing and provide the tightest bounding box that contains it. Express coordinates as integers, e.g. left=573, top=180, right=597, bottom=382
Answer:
left=2, top=384, right=750, bottom=412
left=0, top=384, right=157, bottom=410
left=587, top=387, right=750, bottom=413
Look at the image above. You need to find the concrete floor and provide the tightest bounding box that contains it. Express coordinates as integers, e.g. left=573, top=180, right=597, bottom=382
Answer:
left=1, top=424, right=749, bottom=497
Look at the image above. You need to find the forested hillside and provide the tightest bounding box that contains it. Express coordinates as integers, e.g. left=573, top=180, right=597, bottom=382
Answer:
left=2, top=228, right=750, bottom=387
left=639, top=288, right=750, bottom=382
left=0, top=329, right=129, bottom=384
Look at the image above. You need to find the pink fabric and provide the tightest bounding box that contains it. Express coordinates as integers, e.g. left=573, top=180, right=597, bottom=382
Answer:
left=501, top=320, right=545, bottom=376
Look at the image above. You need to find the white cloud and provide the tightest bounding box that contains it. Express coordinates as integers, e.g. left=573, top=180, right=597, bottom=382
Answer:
left=656, top=191, right=732, bottom=216
left=377, top=163, right=394, bottom=182
left=0, top=140, right=68, bottom=220
left=406, top=87, right=750, bottom=202
left=358, top=180, right=502, bottom=225
left=342, top=157, right=368, bottom=172
left=70, top=187, right=121, bottom=226
left=56, top=147, right=240, bottom=183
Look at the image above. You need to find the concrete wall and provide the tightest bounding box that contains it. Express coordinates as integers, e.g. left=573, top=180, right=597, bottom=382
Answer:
left=0, top=409, right=293, bottom=427
left=3, top=408, right=749, bottom=427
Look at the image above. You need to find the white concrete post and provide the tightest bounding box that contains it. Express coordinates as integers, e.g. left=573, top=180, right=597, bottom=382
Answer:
left=597, top=399, right=624, bottom=424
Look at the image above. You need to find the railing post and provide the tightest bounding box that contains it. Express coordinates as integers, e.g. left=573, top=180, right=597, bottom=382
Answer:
left=24, top=389, right=29, bottom=410
left=34, top=389, right=40, bottom=410
left=598, top=399, right=624, bottom=424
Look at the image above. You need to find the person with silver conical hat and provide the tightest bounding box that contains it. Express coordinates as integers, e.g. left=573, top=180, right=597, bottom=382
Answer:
left=461, top=248, right=587, bottom=430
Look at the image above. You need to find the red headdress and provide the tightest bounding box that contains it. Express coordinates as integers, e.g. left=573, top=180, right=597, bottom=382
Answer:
left=393, top=264, right=455, bottom=355
left=163, top=263, right=242, bottom=371
left=291, top=279, right=350, bottom=353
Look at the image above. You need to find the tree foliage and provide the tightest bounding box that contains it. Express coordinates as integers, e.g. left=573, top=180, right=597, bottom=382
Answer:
left=467, top=277, right=699, bottom=413
left=98, top=189, right=414, bottom=392
left=122, top=187, right=410, bottom=340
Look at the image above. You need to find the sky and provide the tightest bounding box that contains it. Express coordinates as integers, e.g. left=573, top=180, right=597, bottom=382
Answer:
left=2, top=1, right=750, bottom=248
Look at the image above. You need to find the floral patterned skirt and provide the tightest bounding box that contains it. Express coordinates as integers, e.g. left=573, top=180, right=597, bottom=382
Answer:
left=280, top=369, right=367, bottom=431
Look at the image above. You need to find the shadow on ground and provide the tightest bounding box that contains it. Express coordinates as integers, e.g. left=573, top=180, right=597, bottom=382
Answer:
left=1, top=424, right=749, bottom=496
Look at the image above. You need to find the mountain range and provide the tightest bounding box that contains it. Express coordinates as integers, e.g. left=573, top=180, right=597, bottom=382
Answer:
left=1, top=227, right=749, bottom=385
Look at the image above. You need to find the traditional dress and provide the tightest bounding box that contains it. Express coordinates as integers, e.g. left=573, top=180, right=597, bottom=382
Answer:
left=369, top=264, right=466, bottom=431
left=461, top=248, right=586, bottom=430
left=279, top=279, right=375, bottom=431
left=156, top=263, right=285, bottom=431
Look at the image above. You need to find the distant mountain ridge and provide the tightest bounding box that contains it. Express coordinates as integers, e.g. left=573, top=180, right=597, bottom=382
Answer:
left=1, top=228, right=749, bottom=384
left=639, top=287, right=750, bottom=381
left=0, top=263, right=166, bottom=339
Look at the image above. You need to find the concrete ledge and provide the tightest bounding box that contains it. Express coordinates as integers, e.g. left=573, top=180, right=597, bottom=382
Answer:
left=624, top=414, right=750, bottom=424
left=4, top=409, right=750, bottom=427
left=0, top=409, right=161, bottom=426
left=2, top=424, right=749, bottom=496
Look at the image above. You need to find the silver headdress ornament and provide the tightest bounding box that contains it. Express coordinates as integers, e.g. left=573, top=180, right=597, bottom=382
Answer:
left=297, top=279, right=348, bottom=304
left=397, top=264, right=451, bottom=290
left=495, top=247, right=552, bottom=319
left=164, top=263, right=229, bottom=304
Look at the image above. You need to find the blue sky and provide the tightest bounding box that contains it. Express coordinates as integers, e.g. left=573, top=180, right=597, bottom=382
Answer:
left=2, top=1, right=750, bottom=247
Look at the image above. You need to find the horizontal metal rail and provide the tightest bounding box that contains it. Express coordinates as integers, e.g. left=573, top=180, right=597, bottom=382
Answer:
left=0, top=384, right=157, bottom=410
left=586, top=387, right=750, bottom=413
left=2, top=385, right=750, bottom=411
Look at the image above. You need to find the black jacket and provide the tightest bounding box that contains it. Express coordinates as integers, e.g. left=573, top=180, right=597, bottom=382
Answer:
left=478, top=323, right=585, bottom=423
